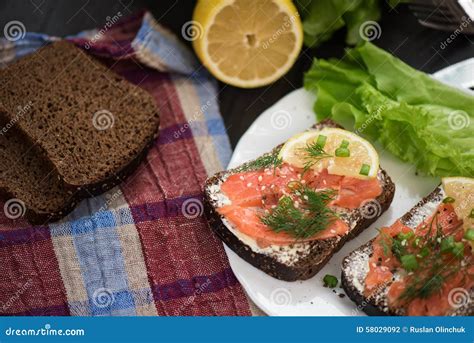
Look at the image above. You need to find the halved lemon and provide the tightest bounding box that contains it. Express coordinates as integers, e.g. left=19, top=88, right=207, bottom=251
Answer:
left=442, top=177, right=474, bottom=246
left=278, top=128, right=380, bottom=179
left=192, top=0, right=303, bottom=88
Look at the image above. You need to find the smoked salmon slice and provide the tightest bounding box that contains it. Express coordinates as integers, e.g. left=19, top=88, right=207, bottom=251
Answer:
left=364, top=221, right=410, bottom=296
left=221, top=165, right=382, bottom=210
left=217, top=205, right=348, bottom=248
left=415, top=203, right=463, bottom=238
left=333, top=176, right=382, bottom=209
left=303, top=168, right=343, bottom=190
left=220, top=172, right=264, bottom=207
left=220, top=165, right=300, bottom=207
left=387, top=265, right=473, bottom=316
left=218, top=164, right=381, bottom=248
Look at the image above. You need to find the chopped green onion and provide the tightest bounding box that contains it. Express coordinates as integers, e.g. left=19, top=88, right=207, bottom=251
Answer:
left=412, top=237, right=422, bottom=248
left=419, top=246, right=430, bottom=258
left=316, top=135, right=327, bottom=148
left=464, top=228, right=474, bottom=241
left=359, top=164, right=370, bottom=176
left=339, top=140, right=350, bottom=149
left=468, top=209, right=474, bottom=219
left=323, top=274, right=338, bottom=288
left=452, top=242, right=464, bottom=258
left=287, top=180, right=302, bottom=190
left=335, top=148, right=350, bottom=157
left=440, top=236, right=455, bottom=252
left=401, top=254, right=419, bottom=271
left=334, top=140, right=350, bottom=157
left=442, top=197, right=455, bottom=204
left=398, top=231, right=414, bottom=241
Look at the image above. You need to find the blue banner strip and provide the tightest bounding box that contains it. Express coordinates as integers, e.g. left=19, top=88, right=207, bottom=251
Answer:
left=0, top=316, right=472, bottom=343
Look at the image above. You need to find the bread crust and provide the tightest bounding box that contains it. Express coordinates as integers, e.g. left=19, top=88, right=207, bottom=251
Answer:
left=341, top=186, right=474, bottom=316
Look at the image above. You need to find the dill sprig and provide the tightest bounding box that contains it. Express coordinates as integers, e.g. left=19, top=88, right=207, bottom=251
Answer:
left=399, top=265, right=461, bottom=302
left=260, top=184, right=337, bottom=239
left=237, top=151, right=282, bottom=172
left=300, top=141, right=332, bottom=171
left=375, top=228, right=392, bottom=257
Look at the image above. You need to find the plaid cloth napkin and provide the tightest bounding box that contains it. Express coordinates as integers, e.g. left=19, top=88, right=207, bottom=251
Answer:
left=0, top=11, right=259, bottom=316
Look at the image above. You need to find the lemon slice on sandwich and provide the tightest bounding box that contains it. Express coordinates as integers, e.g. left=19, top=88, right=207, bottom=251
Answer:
left=279, top=128, right=379, bottom=179
left=442, top=177, right=474, bottom=219
left=442, top=177, right=474, bottom=248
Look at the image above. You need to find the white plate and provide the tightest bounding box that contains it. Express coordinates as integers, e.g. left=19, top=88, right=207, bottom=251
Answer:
left=224, top=60, right=473, bottom=316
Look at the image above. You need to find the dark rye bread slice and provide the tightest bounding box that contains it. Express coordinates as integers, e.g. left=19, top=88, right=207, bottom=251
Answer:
left=0, top=124, right=154, bottom=224
left=0, top=40, right=160, bottom=195
left=0, top=127, right=76, bottom=223
left=203, top=119, right=395, bottom=281
left=341, top=186, right=474, bottom=316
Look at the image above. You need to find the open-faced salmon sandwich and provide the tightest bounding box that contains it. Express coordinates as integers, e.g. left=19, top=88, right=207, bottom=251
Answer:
left=204, top=119, right=395, bottom=281
left=342, top=177, right=474, bottom=315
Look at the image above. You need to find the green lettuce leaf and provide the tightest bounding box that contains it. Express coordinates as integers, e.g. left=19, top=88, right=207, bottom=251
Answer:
left=304, top=42, right=474, bottom=177
left=297, top=0, right=381, bottom=47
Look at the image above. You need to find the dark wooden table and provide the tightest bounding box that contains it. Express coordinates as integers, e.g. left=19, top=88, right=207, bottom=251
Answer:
left=1, top=0, right=472, bottom=147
